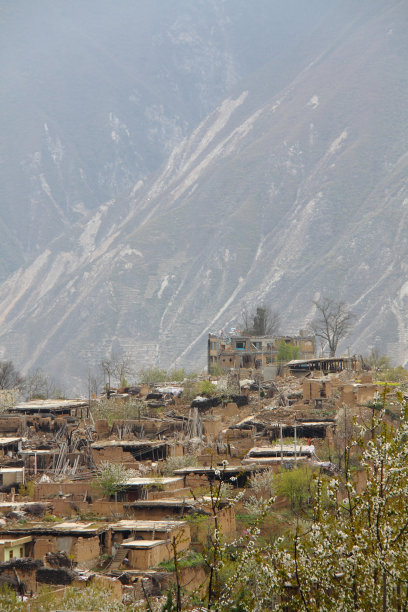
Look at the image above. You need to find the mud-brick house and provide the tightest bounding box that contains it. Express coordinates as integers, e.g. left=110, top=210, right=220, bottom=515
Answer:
left=0, top=467, right=25, bottom=490
left=118, top=476, right=186, bottom=501
left=0, top=522, right=108, bottom=566
left=10, top=399, right=88, bottom=418
left=19, top=448, right=60, bottom=475
left=0, top=415, right=23, bottom=436
left=173, top=464, right=259, bottom=488
left=0, top=437, right=24, bottom=458
left=340, top=382, right=377, bottom=406
left=91, top=439, right=171, bottom=466
left=124, top=498, right=201, bottom=521
left=0, top=558, right=43, bottom=594
left=244, top=444, right=315, bottom=467
left=108, top=519, right=190, bottom=554
left=122, top=539, right=172, bottom=570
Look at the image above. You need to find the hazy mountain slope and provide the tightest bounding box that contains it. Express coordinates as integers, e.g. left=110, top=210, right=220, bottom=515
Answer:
left=0, top=1, right=407, bottom=390
left=0, top=0, right=336, bottom=278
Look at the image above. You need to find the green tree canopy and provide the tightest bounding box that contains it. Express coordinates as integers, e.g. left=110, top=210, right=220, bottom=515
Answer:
left=94, top=462, right=138, bottom=498
left=277, top=339, right=300, bottom=362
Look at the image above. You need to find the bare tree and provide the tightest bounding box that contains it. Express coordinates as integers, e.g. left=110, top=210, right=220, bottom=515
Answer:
left=240, top=304, right=280, bottom=336
left=0, top=360, right=24, bottom=390
left=87, top=368, right=104, bottom=398
left=240, top=303, right=253, bottom=334
left=100, top=356, right=115, bottom=389
left=311, top=297, right=355, bottom=357
left=100, top=352, right=134, bottom=388
left=112, top=353, right=133, bottom=387
left=25, top=368, right=60, bottom=399
left=365, top=348, right=391, bottom=373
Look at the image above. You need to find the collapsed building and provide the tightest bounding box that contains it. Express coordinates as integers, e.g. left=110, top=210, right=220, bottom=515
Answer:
left=208, top=330, right=315, bottom=376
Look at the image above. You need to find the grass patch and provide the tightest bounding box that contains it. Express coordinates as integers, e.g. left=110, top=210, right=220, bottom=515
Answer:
left=158, top=551, right=205, bottom=572
left=43, top=512, right=63, bottom=523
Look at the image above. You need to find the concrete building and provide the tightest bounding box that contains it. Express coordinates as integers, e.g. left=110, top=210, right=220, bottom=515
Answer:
left=0, top=536, right=32, bottom=561
left=208, top=331, right=315, bottom=374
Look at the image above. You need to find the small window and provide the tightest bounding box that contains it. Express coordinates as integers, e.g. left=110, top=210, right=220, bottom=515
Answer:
left=252, top=342, right=262, bottom=350
left=9, top=550, right=13, bottom=559
left=20, top=547, right=24, bottom=557
left=235, top=341, right=245, bottom=349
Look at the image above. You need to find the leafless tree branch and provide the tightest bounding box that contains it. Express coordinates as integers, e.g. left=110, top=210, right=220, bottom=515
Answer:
left=311, top=297, right=355, bottom=357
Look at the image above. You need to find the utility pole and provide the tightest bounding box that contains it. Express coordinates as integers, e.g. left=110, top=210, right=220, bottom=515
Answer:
left=258, top=379, right=261, bottom=411
left=294, top=418, right=297, bottom=464
left=87, top=370, right=91, bottom=420
left=280, top=423, right=283, bottom=465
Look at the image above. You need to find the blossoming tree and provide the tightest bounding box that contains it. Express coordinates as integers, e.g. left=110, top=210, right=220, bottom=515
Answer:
left=220, top=390, right=408, bottom=611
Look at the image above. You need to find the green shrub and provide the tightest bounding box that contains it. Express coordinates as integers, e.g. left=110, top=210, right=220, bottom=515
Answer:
left=198, top=380, right=216, bottom=397
left=43, top=512, right=63, bottom=522
left=18, top=480, right=35, bottom=499
left=209, top=364, right=224, bottom=377
left=181, top=380, right=200, bottom=401
left=365, top=348, right=391, bottom=372
left=167, top=368, right=186, bottom=382
left=91, top=398, right=147, bottom=424
left=185, top=512, right=209, bottom=526
left=375, top=366, right=408, bottom=382
left=277, top=340, right=300, bottom=362
left=161, top=455, right=198, bottom=475
left=158, top=551, right=205, bottom=572
left=274, top=465, right=314, bottom=511
left=138, top=367, right=167, bottom=384
left=0, top=583, right=26, bottom=610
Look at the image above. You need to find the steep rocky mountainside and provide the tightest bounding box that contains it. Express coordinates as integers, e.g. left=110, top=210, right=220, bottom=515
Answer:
left=1, top=0, right=328, bottom=277
left=1, top=1, right=407, bottom=391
